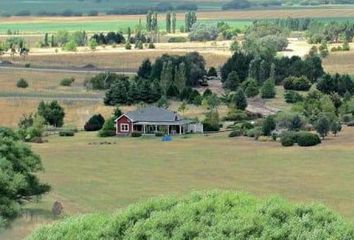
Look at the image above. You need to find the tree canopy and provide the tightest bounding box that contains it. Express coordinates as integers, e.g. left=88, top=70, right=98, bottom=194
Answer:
left=0, top=128, right=50, bottom=227
left=28, top=191, right=354, bottom=240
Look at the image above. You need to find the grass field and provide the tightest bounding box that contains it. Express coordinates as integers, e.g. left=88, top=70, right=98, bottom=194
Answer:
left=2, top=127, right=354, bottom=239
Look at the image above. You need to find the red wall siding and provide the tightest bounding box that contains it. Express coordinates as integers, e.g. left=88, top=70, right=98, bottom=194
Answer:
left=116, top=115, right=132, bottom=135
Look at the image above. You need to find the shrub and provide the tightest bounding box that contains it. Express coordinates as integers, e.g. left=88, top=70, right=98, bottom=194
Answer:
left=283, top=76, right=312, bottom=91
left=16, top=78, right=29, bottom=88
left=284, top=90, right=303, bottom=103
left=296, top=132, right=321, bottom=147
left=125, top=42, right=132, bottom=50
left=62, top=40, right=77, bottom=51
left=84, top=114, right=105, bottom=131
left=59, top=130, right=75, bottom=137
left=223, top=109, right=247, bottom=121
left=148, top=42, right=155, bottom=49
left=347, top=121, right=354, bottom=127
left=168, top=37, right=188, bottom=43
left=262, top=116, right=276, bottom=136
left=342, top=114, right=353, bottom=123
left=280, top=131, right=297, bottom=147
left=25, top=63, right=31, bottom=68
left=207, top=67, right=218, bottom=77
left=131, top=132, right=142, bottom=137
left=229, top=130, right=242, bottom=138
left=155, top=132, right=164, bottom=137
left=60, top=77, right=75, bottom=86
left=98, top=130, right=116, bottom=137
left=245, top=127, right=262, bottom=139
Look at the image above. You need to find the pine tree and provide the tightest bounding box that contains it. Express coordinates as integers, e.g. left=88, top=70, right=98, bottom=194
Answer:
left=166, top=12, right=171, bottom=33
left=175, top=62, right=186, bottom=91
left=261, top=79, right=276, bottom=99
left=234, top=88, right=247, bottom=110
left=172, top=12, right=176, bottom=33
left=223, top=71, right=240, bottom=91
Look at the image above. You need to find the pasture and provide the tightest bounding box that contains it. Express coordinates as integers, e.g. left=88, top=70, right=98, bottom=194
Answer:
left=2, top=127, right=354, bottom=239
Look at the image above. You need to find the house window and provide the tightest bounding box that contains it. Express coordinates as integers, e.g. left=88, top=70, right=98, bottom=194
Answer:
left=120, top=123, right=129, bottom=132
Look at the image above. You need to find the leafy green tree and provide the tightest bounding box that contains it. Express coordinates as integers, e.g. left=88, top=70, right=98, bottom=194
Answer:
left=174, top=62, right=186, bottom=91
left=37, top=101, right=65, bottom=127
left=331, top=121, right=342, bottom=136
left=157, top=95, right=169, bottom=108
left=261, top=79, right=276, bottom=99
left=172, top=12, right=177, bottom=33
left=234, top=88, right=247, bottom=110
left=262, top=115, right=276, bottom=136
left=166, top=12, right=171, bottom=33
left=314, top=115, right=331, bottom=139
left=160, top=61, right=173, bottom=93
left=203, top=110, right=220, bottom=131
left=62, top=40, right=77, bottom=51
left=0, top=128, right=50, bottom=225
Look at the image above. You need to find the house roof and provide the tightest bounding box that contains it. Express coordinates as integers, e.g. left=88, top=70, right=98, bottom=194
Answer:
left=122, top=106, right=182, bottom=123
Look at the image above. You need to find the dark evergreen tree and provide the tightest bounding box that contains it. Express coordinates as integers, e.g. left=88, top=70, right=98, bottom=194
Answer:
left=137, top=59, right=152, bottom=79
left=234, top=88, right=248, bottom=110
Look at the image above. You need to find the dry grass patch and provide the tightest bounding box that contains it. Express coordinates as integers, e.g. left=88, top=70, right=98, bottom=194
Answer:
left=323, top=49, right=354, bottom=74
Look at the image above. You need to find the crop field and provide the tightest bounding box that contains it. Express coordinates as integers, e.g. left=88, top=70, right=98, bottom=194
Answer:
left=323, top=50, right=354, bottom=75
left=1, top=8, right=354, bottom=34
left=4, top=46, right=231, bottom=69
left=0, top=0, right=228, bottom=15
left=2, top=127, right=354, bottom=239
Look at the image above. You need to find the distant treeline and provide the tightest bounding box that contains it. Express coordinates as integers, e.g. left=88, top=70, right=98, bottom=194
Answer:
left=1, top=2, right=197, bottom=17
left=256, top=18, right=354, bottom=43
left=222, top=0, right=354, bottom=10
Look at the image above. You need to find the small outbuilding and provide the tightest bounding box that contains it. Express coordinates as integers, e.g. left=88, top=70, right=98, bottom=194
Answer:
left=115, top=106, right=203, bottom=136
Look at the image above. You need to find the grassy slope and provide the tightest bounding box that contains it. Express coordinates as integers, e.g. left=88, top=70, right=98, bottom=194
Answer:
left=2, top=128, right=354, bottom=239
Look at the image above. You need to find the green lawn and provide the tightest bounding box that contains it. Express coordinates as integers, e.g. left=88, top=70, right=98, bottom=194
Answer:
left=2, top=128, right=354, bottom=239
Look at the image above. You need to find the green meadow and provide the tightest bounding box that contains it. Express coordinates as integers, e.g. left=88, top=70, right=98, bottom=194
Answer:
left=2, top=128, right=354, bottom=239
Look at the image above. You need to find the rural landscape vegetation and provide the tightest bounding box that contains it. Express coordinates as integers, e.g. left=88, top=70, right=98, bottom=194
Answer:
left=1, top=0, right=354, bottom=239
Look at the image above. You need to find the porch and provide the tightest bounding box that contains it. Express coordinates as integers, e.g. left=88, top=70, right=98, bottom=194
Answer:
left=132, top=122, right=187, bottom=135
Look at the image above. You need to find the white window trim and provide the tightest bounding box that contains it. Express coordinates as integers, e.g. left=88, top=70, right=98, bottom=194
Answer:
left=120, top=123, right=130, bottom=132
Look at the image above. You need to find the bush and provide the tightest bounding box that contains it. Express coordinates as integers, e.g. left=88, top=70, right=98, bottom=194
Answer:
left=28, top=191, right=354, bottom=240
left=155, top=132, right=164, bottom=137
left=284, top=90, right=303, bottom=103
left=280, top=131, right=297, bottom=147
left=203, top=122, right=220, bottom=132
left=296, top=132, right=321, bottom=147
left=60, top=77, right=75, bottom=86
left=148, top=42, right=155, bottom=49
left=223, top=110, right=248, bottom=121
left=283, top=76, right=312, bottom=91
left=342, top=114, right=353, bottom=123
left=168, top=37, right=187, bottom=43
left=131, top=132, right=142, bottom=137
left=229, top=130, right=242, bottom=137
left=84, top=114, right=105, bottom=131
left=16, top=78, right=29, bottom=88
left=98, top=130, right=116, bottom=137
left=245, top=127, right=262, bottom=139
left=207, top=67, right=218, bottom=77
left=59, top=130, right=75, bottom=137
left=347, top=121, right=354, bottom=127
